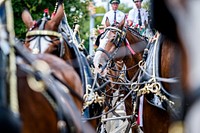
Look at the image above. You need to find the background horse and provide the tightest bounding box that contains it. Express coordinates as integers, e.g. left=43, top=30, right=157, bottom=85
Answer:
left=151, top=0, right=200, bottom=132
left=0, top=0, right=94, bottom=132
left=93, top=17, right=184, bottom=133
left=93, top=19, right=148, bottom=132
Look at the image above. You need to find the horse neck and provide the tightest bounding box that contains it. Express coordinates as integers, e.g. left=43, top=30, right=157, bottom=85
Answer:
left=122, top=33, right=144, bottom=80
left=123, top=52, right=143, bottom=80
left=160, top=36, right=186, bottom=91
left=62, top=42, right=74, bottom=65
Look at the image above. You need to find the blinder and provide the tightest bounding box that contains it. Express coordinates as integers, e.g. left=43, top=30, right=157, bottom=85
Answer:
left=100, top=30, right=108, bottom=40
left=103, top=26, right=125, bottom=48
left=111, top=31, right=121, bottom=47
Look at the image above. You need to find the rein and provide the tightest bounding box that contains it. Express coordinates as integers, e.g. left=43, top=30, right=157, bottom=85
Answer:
left=82, top=84, right=138, bottom=121
left=15, top=42, right=85, bottom=132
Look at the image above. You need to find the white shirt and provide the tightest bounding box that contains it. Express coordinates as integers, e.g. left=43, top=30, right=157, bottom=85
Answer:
left=127, top=8, right=148, bottom=26
left=101, top=10, right=125, bottom=26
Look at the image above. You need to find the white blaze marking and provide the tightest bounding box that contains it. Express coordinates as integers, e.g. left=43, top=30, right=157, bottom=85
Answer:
left=29, top=36, right=51, bottom=53
left=93, top=31, right=110, bottom=75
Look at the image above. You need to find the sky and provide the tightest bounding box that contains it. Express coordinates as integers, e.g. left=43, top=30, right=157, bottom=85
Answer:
left=121, top=0, right=134, bottom=7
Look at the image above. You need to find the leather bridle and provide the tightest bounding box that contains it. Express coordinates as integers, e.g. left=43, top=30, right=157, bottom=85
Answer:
left=25, top=17, right=64, bottom=57
left=96, top=26, right=126, bottom=71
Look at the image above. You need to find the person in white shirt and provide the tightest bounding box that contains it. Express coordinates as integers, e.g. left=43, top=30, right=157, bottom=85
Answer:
left=101, top=0, right=125, bottom=27
left=127, top=0, right=148, bottom=28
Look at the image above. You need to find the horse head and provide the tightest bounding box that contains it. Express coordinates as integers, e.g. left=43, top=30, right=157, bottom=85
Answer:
left=93, top=18, right=126, bottom=75
left=93, top=17, right=147, bottom=80
left=22, top=4, right=65, bottom=57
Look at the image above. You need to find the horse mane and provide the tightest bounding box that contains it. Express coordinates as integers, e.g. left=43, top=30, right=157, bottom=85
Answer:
left=150, top=0, right=178, bottom=43
left=127, top=27, right=148, bottom=41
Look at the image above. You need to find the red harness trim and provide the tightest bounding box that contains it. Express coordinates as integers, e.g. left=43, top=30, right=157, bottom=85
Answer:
left=125, top=39, right=136, bottom=55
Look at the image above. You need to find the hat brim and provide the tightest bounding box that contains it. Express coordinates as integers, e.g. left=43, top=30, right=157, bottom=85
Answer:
left=110, top=1, right=120, bottom=4
left=133, top=0, right=142, bottom=2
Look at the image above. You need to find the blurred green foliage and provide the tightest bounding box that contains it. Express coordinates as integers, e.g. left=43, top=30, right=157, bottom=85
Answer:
left=11, top=0, right=143, bottom=51
left=12, top=0, right=90, bottom=48
left=94, top=6, right=105, bottom=27
left=142, top=1, right=150, bottom=10
left=118, top=3, right=132, bottom=13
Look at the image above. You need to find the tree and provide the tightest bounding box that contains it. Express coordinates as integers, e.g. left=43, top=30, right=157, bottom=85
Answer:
left=142, top=0, right=150, bottom=10
left=12, top=0, right=90, bottom=49
left=118, top=3, right=132, bottom=13
left=94, top=6, right=106, bottom=26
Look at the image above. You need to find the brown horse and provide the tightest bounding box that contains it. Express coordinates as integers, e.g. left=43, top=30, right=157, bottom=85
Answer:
left=140, top=33, right=184, bottom=133
left=0, top=1, right=94, bottom=132
left=21, top=3, right=104, bottom=130
left=93, top=19, right=148, bottom=132
left=21, top=3, right=88, bottom=108
left=22, top=3, right=73, bottom=64
left=2, top=41, right=95, bottom=133
left=93, top=17, right=184, bottom=132
left=17, top=45, right=96, bottom=133
left=17, top=53, right=83, bottom=133
left=151, top=0, right=200, bottom=132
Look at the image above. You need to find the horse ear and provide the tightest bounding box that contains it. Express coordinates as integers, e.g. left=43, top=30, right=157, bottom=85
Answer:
left=118, top=17, right=125, bottom=29
left=21, top=9, right=34, bottom=29
left=105, top=17, right=110, bottom=27
left=48, top=4, right=64, bottom=30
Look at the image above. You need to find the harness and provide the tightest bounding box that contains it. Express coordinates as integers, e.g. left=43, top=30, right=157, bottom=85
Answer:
left=1, top=1, right=93, bottom=132
left=92, top=25, right=149, bottom=132
left=16, top=41, right=85, bottom=133
left=25, top=16, right=65, bottom=58
left=0, top=1, right=22, bottom=132
left=96, top=26, right=126, bottom=72
left=136, top=33, right=183, bottom=125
